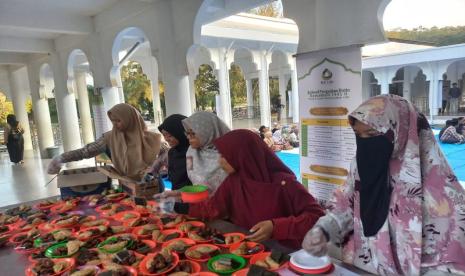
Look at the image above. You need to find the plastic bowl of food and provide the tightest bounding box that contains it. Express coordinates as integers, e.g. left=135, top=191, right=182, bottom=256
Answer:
left=162, top=238, right=196, bottom=255
left=97, top=234, right=136, bottom=254
left=75, top=226, right=106, bottom=241
left=229, top=242, right=265, bottom=258
left=132, top=224, right=163, bottom=239
left=156, top=229, right=184, bottom=245
left=112, top=211, right=141, bottom=223
left=250, top=252, right=289, bottom=271
left=180, top=185, right=209, bottom=203
left=99, top=264, right=138, bottom=276
left=207, top=254, right=247, bottom=275
left=25, top=258, right=75, bottom=276
left=177, top=221, right=205, bottom=233
left=171, top=260, right=202, bottom=274
left=139, top=252, right=179, bottom=276
left=45, top=241, right=80, bottom=258
left=185, top=244, right=221, bottom=263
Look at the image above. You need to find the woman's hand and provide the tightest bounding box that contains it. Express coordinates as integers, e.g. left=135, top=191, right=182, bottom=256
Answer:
left=302, top=227, right=328, bottom=257
left=246, top=220, right=274, bottom=242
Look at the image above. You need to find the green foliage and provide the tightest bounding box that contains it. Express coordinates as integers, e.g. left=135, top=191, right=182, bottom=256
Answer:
left=229, top=64, right=247, bottom=108
left=386, top=26, right=465, bottom=46
left=48, top=98, right=58, bottom=124
left=195, top=64, right=218, bottom=110
left=0, top=92, right=14, bottom=127
left=121, top=61, right=154, bottom=119
left=249, top=2, right=282, bottom=18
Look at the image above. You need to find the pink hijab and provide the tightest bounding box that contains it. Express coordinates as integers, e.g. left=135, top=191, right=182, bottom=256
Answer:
left=331, top=95, right=465, bottom=275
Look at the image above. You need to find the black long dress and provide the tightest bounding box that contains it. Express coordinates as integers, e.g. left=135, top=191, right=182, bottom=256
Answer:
left=6, top=126, right=24, bottom=163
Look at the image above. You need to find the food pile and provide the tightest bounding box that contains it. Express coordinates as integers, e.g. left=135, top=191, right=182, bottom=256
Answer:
left=0, top=189, right=289, bottom=276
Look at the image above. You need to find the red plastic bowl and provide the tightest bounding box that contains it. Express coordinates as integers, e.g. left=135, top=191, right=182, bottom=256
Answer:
left=162, top=238, right=196, bottom=253
left=25, top=258, right=75, bottom=276
left=229, top=242, right=265, bottom=258
left=112, top=211, right=141, bottom=223
left=249, top=252, right=288, bottom=271
left=185, top=244, right=221, bottom=263
left=139, top=252, right=179, bottom=276
left=175, top=260, right=202, bottom=274
left=9, top=232, right=28, bottom=245
left=79, top=219, right=110, bottom=230
left=158, top=229, right=184, bottom=245
left=50, top=202, right=77, bottom=214
left=180, top=187, right=209, bottom=203
left=177, top=221, right=205, bottom=233
left=105, top=192, right=128, bottom=202
left=99, top=265, right=138, bottom=276
left=139, top=239, right=157, bottom=253
left=232, top=268, right=249, bottom=276
left=132, top=224, right=163, bottom=239
left=75, top=226, right=106, bottom=241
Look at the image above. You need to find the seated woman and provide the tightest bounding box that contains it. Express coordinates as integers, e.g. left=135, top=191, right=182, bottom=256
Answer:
left=263, top=130, right=282, bottom=152
left=272, top=128, right=293, bottom=150
left=47, top=103, right=165, bottom=181
left=181, top=111, right=230, bottom=195
left=184, top=129, right=324, bottom=249
left=439, top=118, right=465, bottom=144
left=303, top=95, right=465, bottom=275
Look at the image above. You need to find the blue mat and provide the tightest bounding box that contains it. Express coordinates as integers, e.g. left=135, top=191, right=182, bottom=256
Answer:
left=277, top=138, right=465, bottom=182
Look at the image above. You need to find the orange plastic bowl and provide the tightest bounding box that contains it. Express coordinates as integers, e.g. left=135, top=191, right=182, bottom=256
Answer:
left=25, top=258, right=75, bottom=276
left=139, top=252, right=179, bottom=276
left=175, top=260, right=202, bottom=274
left=112, top=211, right=141, bottom=223
left=177, top=221, right=205, bottom=233
left=158, top=229, right=184, bottom=245
left=132, top=224, right=162, bottom=239
left=229, top=242, right=265, bottom=258
left=232, top=268, right=249, bottom=276
left=180, top=185, right=209, bottom=203
left=75, top=226, right=105, bottom=241
left=162, top=238, right=196, bottom=254
left=185, top=244, right=221, bottom=263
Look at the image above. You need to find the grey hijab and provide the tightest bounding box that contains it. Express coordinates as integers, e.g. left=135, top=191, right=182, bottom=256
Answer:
left=182, top=111, right=231, bottom=195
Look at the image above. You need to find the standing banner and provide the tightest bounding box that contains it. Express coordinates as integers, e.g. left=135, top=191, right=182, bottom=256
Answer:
left=296, top=45, right=362, bottom=207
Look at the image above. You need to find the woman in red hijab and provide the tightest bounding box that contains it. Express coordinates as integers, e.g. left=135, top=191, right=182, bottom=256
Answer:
left=186, top=129, right=324, bottom=249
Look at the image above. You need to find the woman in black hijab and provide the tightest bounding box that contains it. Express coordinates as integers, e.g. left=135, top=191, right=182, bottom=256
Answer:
left=4, top=114, right=25, bottom=164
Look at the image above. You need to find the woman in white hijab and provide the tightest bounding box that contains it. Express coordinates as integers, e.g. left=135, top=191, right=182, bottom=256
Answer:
left=182, top=111, right=231, bottom=195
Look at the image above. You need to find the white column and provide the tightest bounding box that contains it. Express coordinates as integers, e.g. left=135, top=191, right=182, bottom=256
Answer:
left=379, top=70, right=390, bottom=95
left=115, top=72, right=125, bottom=103
left=217, top=48, right=233, bottom=128
left=361, top=72, right=371, bottom=101
left=427, top=64, right=441, bottom=117
left=188, top=75, right=197, bottom=113
left=149, top=78, right=163, bottom=127
left=101, top=86, right=120, bottom=130
left=8, top=68, right=33, bottom=151
left=259, top=52, right=271, bottom=127
left=50, top=53, right=82, bottom=151
left=31, top=86, right=54, bottom=157
left=278, top=73, right=288, bottom=121
left=291, top=67, right=299, bottom=123
left=403, top=68, right=412, bottom=102
left=75, top=71, right=94, bottom=144
left=245, top=78, right=254, bottom=119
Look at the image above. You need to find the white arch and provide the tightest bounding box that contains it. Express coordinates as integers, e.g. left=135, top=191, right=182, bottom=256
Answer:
left=186, top=44, right=217, bottom=77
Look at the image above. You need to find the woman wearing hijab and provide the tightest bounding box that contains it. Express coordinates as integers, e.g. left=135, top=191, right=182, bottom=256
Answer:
left=47, top=103, right=165, bottom=181
left=303, top=95, right=465, bottom=275
left=184, top=129, right=324, bottom=249
left=3, top=114, right=25, bottom=164
left=181, top=111, right=230, bottom=195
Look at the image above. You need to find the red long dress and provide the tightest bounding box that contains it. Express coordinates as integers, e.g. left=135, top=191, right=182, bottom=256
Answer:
left=188, top=129, right=324, bottom=249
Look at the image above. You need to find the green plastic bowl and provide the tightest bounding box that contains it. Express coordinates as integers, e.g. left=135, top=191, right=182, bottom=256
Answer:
left=180, top=185, right=208, bottom=193
left=207, top=254, right=247, bottom=275
left=45, top=242, right=75, bottom=258
left=97, top=236, right=134, bottom=254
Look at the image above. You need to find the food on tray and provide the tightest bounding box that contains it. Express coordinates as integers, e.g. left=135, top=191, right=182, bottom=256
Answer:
left=0, top=225, right=9, bottom=234
left=212, top=257, right=242, bottom=272
left=129, top=240, right=152, bottom=254
left=54, top=201, right=76, bottom=213
left=254, top=251, right=290, bottom=270
left=69, top=266, right=99, bottom=276
left=169, top=260, right=196, bottom=275
left=186, top=245, right=220, bottom=260
left=247, top=264, right=279, bottom=276
left=161, top=215, right=183, bottom=228
left=31, top=258, right=70, bottom=276
left=110, top=226, right=129, bottom=234
left=100, top=235, right=134, bottom=252
left=0, top=214, right=20, bottom=225
left=5, top=204, right=31, bottom=216
left=76, top=248, right=101, bottom=266
left=54, top=214, right=82, bottom=226
left=164, top=240, right=193, bottom=254
left=145, top=252, right=174, bottom=274
left=97, top=263, right=132, bottom=276
left=82, top=219, right=108, bottom=228
left=135, top=224, right=160, bottom=236
left=231, top=242, right=262, bottom=255
left=112, top=250, right=143, bottom=267
left=51, top=229, right=73, bottom=241
left=37, top=199, right=58, bottom=208
left=178, top=222, right=204, bottom=233
left=126, top=217, right=154, bottom=227
left=187, top=227, right=216, bottom=242
left=78, top=226, right=107, bottom=240
left=156, top=231, right=182, bottom=243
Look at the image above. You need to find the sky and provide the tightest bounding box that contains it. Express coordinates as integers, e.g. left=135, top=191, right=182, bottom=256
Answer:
left=383, top=0, right=465, bottom=30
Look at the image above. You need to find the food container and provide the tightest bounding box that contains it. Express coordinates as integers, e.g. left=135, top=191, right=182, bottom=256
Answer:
left=138, top=252, right=179, bottom=276
left=207, top=254, right=247, bottom=275
left=180, top=185, right=209, bottom=203
left=45, top=242, right=78, bottom=258
left=185, top=244, right=221, bottom=263
left=249, top=252, right=288, bottom=271
left=112, top=211, right=141, bottom=223
left=25, top=258, right=75, bottom=276
left=158, top=229, right=184, bottom=245
left=97, top=234, right=136, bottom=254
left=177, top=221, right=205, bottom=233
left=213, top=232, right=245, bottom=248
left=229, top=242, right=265, bottom=258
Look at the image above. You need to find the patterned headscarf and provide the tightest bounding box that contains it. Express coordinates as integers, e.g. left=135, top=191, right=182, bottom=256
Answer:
left=182, top=111, right=230, bottom=194
left=330, top=95, right=465, bottom=275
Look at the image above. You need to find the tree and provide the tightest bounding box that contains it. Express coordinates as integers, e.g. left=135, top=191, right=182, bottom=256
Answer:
left=386, top=26, right=465, bottom=46
left=249, top=2, right=282, bottom=18
left=229, top=64, right=247, bottom=108
left=0, top=92, right=14, bottom=127
left=120, top=61, right=154, bottom=119
left=195, top=64, right=219, bottom=110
